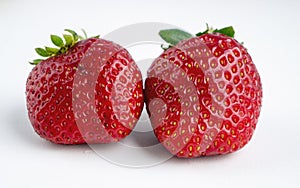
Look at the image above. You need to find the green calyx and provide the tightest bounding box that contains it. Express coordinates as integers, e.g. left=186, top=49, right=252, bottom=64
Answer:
left=159, top=24, right=235, bottom=49
left=30, top=29, right=100, bottom=65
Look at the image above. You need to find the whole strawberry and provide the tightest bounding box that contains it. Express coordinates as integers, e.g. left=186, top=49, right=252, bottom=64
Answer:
left=26, top=29, right=143, bottom=144
left=145, top=25, right=262, bottom=157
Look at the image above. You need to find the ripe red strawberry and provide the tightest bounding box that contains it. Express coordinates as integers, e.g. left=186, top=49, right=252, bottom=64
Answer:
left=26, top=29, right=143, bottom=144
left=145, top=26, right=262, bottom=157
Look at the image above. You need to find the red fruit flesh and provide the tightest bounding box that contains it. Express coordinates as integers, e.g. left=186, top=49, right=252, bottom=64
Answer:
left=26, top=38, right=144, bottom=144
left=145, top=33, right=262, bottom=157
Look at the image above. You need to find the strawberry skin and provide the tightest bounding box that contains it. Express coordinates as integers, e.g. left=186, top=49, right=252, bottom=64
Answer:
left=26, top=36, right=143, bottom=144
left=145, top=32, right=262, bottom=157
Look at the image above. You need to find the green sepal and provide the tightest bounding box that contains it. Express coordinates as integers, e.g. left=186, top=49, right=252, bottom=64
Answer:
left=63, top=34, right=73, bottom=46
left=195, top=30, right=207, bottom=37
left=50, top=35, right=64, bottom=47
left=213, top=26, right=235, bottom=37
left=91, top=35, right=100, bottom=39
left=196, top=23, right=210, bottom=36
left=78, top=29, right=88, bottom=40
left=81, top=29, right=88, bottom=39
left=29, top=59, right=44, bottom=65
left=158, top=24, right=236, bottom=51
left=65, top=29, right=79, bottom=42
left=45, top=46, right=59, bottom=54
left=78, top=35, right=84, bottom=40
left=35, top=48, right=49, bottom=57
left=196, top=25, right=235, bottom=38
left=159, top=29, right=193, bottom=46
left=30, top=29, right=100, bottom=65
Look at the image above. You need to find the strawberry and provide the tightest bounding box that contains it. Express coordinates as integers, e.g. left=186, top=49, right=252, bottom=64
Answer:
left=26, top=29, right=143, bottom=144
left=145, top=25, right=262, bottom=157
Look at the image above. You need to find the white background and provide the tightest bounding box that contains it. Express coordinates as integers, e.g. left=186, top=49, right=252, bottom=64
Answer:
left=1, top=0, right=300, bottom=187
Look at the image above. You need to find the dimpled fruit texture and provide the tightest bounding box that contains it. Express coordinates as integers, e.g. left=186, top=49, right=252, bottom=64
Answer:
left=145, top=33, right=262, bottom=157
left=26, top=38, right=144, bottom=144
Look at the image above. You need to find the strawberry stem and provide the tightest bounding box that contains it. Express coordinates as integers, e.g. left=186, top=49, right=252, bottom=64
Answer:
left=29, top=29, right=100, bottom=65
